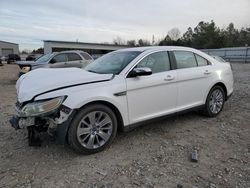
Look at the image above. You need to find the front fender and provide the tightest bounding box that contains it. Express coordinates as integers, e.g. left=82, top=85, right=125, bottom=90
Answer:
left=55, top=110, right=77, bottom=144
left=64, top=95, right=129, bottom=126
left=34, top=80, right=129, bottom=126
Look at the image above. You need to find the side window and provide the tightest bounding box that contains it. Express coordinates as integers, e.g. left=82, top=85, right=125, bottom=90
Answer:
left=80, top=52, right=92, bottom=60
left=52, top=54, right=67, bottom=63
left=174, top=51, right=197, bottom=69
left=67, top=53, right=82, bottom=61
left=195, top=54, right=209, bottom=66
left=136, top=51, right=170, bottom=74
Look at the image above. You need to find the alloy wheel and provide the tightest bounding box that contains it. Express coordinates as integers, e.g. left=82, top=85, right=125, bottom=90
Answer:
left=209, top=89, right=224, bottom=114
left=77, top=111, right=113, bottom=149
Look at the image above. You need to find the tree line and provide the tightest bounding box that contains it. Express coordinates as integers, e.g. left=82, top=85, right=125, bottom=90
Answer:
left=26, top=21, right=250, bottom=54
left=114, top=21, right=250, bottom=49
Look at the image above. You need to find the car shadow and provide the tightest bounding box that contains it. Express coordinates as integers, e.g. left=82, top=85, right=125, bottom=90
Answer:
left=29, top=110, right=205, bottom=157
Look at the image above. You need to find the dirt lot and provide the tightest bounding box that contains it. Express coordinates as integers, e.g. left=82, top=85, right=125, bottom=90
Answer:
left=0, top=64, right=249, bottom=188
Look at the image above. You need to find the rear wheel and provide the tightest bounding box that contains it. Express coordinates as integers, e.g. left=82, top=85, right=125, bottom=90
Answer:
left=68, top=104, right=117, bottom=154
left=203, top=86, right=225, bottom=117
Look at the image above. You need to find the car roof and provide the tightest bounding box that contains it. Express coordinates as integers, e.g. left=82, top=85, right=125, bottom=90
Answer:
left=116, top=46, right=195, bottom=52
left=117, top=46, right=217, bottom=65
left=57, top=50, right=86, bottom=54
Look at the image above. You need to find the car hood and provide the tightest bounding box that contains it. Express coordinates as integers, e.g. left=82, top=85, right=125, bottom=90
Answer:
left=16, top=68, right=113, bottom=103
left=16, top=61, right=37, bottom=66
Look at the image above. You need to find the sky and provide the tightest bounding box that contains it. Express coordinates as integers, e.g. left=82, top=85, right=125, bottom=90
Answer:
left=0, top=0, right=249, bottom=51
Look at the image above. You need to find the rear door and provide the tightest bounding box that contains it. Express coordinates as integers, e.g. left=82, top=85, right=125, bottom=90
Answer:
left=80, top=52, right=93, bottom=67
left=66, top=53, right=83, bottom=68
left=173, top=50, right=213, bottom=111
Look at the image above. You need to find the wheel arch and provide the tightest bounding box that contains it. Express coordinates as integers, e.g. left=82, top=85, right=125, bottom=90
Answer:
left=208, top=82, right=228, bottom=101
left=78, top=100, right=125, bottom=132
left=59, top=100, right=125, bottom=145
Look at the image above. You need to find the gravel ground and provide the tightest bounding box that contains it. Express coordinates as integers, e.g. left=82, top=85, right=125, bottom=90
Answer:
left=0, top=63, right=249, bottom=188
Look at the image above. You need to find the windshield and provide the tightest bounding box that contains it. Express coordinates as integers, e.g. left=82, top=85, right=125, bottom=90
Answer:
left=35, top=53, right=53, bottom=63
left=85, top=51, right=141, bottom=74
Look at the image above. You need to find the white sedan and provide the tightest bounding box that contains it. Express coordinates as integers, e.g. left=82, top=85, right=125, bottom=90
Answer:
left=10, top=46, right=234, bottom=154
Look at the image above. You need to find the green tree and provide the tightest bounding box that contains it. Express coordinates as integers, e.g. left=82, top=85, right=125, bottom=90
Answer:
left=238, top=27, right=250, bottom=46
left=222, top=23, right=239, bottom=47
left=159, top=35, right=183, bottom=46
left=192, top=21, right=224, bottom=48
left=182, top=27, right=193, bottom=46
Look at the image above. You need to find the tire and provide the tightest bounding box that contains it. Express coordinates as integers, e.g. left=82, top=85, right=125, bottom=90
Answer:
left=203, top=85, right=225, bottom=117
left=68, top=104, right=117, bottom=154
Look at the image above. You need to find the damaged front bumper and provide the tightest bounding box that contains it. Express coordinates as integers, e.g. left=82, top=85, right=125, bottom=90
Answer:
left=10, top=116, right=35, bottom=130
left=9, top=115, right=20, bottom=130
left=10, top=101, right=75, bottom=145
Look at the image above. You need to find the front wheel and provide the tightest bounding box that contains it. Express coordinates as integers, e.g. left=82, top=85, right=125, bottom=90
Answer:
left=203, top=86, right=225, bottom=117
left=68, top=104, right=117, bottom=154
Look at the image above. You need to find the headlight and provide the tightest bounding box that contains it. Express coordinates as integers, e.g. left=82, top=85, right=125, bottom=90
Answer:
left=20, top=96, right=65, bottom=117
left=21, top=66, right=31, bottom=73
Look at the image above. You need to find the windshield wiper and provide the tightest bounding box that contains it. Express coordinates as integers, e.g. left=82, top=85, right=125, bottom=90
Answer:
left=87, top=70, right=99, bottom=74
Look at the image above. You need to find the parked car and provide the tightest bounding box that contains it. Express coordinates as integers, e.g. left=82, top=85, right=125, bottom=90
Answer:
left=7, top=54, right=21, bottom=64
left=16, top=50, right=93, bottom=77
left=1, top=55, right=7, bottom=62
left=25, top=54, right=42, bottom=61
left=10, top=46, right=234, bottom=154
left=0, top=58, right=2, bottom=66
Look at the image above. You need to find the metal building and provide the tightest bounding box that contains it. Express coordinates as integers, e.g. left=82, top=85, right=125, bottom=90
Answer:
left=201, top=47, right=250, bottom=63
left=44, top=40, right=128, bottom=58
left=0, top=40, right=19, bottom=57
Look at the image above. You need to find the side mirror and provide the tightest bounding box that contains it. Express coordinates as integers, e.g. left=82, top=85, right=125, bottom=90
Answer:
left=129, top=67, right=152, bottom=77
left=50, top=58, right=56, bottom=64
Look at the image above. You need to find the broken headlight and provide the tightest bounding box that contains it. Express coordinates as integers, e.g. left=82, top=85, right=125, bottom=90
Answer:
left=20, top=96, right=65, bottom=117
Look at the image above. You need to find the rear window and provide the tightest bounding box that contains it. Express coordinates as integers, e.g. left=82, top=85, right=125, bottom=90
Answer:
left=213, top=56, right=226, bottom=62
left=81, top=52, right=92, bottom=60
left=195, top=54, right=209, bottom=66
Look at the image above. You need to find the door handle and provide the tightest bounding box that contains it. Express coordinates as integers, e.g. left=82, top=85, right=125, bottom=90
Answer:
left=164, top=75, right=175, bottom=81
left=204, top=70, right=211, bottom=75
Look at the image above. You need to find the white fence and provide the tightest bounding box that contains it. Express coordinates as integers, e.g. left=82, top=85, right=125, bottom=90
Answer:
left=201, top=47, right=250, bottom=63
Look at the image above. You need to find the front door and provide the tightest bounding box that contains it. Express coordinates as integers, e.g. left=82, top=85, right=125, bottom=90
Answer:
left=126, top=51, right=178, bottom=124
